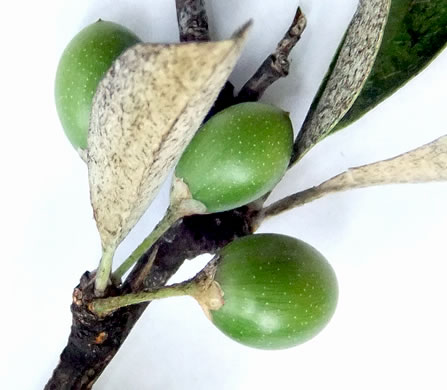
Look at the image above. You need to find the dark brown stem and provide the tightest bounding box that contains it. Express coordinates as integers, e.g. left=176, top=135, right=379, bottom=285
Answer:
left=237, top=6, right=306, bottom=102
left=44, top=206, right=259, bottom=389
left=175, top=0, right=210, bottom=42
left=44, top=274, right=148, bottom=390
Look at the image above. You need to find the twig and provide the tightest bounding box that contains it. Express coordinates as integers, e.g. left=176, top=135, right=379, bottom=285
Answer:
left=174, top=0, right=236, bottom=122
left=175, top=0, right=210, bottom=42
left=237, top=6, right=306, bottom=102
left=45, top=206, right=259, bottom=389
left=261, top=186, right=327, bottom=221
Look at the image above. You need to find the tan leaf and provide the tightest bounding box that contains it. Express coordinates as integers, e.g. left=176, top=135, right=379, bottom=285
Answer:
left=88, top=24, right=250, bottom=251
left=319, top=136, right=447, bottom=191
left=291, top=0, right=391, bottom=164
left=264, top=135, right=447, bottom=218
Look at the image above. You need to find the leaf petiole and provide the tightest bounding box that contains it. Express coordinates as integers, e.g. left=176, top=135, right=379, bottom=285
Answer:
left=94, top=247, right=116, bottom=296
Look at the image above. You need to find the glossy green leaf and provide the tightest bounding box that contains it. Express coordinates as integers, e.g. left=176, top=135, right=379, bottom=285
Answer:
left=292, top=0, right=447, bottom=165
left=291, top=0, right=391, bottom=164
left=335, top=0, right=447, bottom=130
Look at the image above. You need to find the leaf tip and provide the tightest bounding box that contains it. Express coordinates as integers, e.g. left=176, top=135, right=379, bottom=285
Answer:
left=232, top=20, right=253, bottom=42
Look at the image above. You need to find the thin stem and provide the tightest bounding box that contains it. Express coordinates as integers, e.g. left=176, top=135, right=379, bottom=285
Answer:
left=94, top=247, right=115, bottom=296
left=237, top=6, right=306, bottom=102
left=115, top=177, right=207, bottom=284
left=113, top=209, right=181, bottom=281
left=91, top=280, right=196, bottom=317
left=93, top=255, right=224, bottom=318
left=175, top=0, right=210, bottom=42
left=261, top=186, right=326, bottom=221
left=128, top=245, right=159, bottom=291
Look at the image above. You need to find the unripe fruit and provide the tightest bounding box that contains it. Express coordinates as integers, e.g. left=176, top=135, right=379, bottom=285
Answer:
left=210, top=234, right=338, bottom=349
left=174, top=102, right=293, bottom=213
left=55, top=20, right=141, bottom=150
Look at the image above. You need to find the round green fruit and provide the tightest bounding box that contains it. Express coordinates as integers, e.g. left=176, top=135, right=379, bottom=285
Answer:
left=174, top=102, right=293, bottom=213
left=210, top=234, right=338, bottom=349
left=55, top=20, right=141, bottom=150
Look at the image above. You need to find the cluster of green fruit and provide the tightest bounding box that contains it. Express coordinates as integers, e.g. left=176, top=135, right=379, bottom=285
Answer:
left=55, top=20, right=338, bottom=349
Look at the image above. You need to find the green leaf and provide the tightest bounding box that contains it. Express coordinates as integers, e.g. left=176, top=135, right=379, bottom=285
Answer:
left=291, top=0, right=447, bottom=165
left=291, top=0, right=391, bottom=165
left=335, top=0, right=447, bottom=131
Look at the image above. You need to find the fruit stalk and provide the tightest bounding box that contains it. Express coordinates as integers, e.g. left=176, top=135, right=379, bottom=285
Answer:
left=92, top=257, right=224, bottom=317
left=112, top=177, right=208, bottom=281
left=91, top=281, right=197, bottom=317
left=112, top=207, right=181, bottom=281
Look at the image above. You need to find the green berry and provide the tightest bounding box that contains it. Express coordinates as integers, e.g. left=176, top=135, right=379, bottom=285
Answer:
left=55, top=20, right=141, bottom=150
left=174, top=102, right=293, bottom=213
left=211, top=234, right=338, bottom=349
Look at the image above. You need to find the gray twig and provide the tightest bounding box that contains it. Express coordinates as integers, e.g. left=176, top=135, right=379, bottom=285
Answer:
left=237, top=6, right=306, bottom=102
left=176, top=0, right=210, bottom=42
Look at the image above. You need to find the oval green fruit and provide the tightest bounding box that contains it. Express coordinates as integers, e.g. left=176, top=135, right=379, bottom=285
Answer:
left=211, top=234, right=338, bottom=349
left=174, top=102, right=293, bottom=213
left=55, top=20, right=141, bottom=150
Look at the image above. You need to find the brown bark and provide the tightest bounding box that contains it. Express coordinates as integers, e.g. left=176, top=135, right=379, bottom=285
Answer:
left=237, top=7, right=306, bottom=102
left=44, top=207, right=259, bottom=389
left=175, top=0, right=210, bottom=42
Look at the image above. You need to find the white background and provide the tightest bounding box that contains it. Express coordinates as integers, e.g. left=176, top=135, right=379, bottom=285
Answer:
left=1, top=0, right=447, bottom=389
